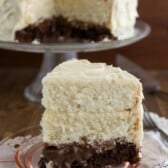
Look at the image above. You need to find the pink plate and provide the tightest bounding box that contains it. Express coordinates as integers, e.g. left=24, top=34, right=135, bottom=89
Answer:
left=15, top=140, right=135, bottom=168
left=1, top=125, right=166, bottom=168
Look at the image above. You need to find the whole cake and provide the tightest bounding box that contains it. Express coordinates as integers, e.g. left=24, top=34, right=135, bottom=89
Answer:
left=0, top=0, right=138, bottom=42
left=39, top=59, right=144, bottom=168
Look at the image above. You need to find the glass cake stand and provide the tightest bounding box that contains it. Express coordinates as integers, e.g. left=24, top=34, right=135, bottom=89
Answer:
left=0, top=21, right=151, bottom=103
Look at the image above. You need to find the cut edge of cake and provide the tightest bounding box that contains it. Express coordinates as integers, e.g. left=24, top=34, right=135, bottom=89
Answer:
left=39, top=59, right=144, bottom=167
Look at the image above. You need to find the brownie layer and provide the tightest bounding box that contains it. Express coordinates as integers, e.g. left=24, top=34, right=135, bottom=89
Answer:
left=15, top=16, right=113, bottom=43
left=38, top=139, right=140, bottom=168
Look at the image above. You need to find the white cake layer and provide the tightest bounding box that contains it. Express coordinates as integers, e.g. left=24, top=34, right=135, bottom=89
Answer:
left=41, top=103, right=143, bottom=148
left=42, top=60, right=143, bottom=113
left=41, top=60, right=144, bottom=148
left=0, top=0, right=138, bottom=41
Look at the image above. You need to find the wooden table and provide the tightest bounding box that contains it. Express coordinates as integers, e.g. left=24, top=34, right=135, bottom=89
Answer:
left=0, top=68, right=167, bottom=141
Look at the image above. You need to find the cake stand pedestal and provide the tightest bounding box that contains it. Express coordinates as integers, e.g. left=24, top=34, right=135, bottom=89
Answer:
left=24, top=52, right=77, bottom=102
left=0, top=21, right=151, bottom=103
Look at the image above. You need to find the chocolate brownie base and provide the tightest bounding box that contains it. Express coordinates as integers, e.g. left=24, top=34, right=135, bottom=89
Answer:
left=15, top=16, right=114, bottom=43
left=38, top=139, right=140, bottom=168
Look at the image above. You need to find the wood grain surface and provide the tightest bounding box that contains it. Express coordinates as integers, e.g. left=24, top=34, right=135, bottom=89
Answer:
left=0, top=68, right=168, bottom=140
left=0, top=0, right=168, bottom=69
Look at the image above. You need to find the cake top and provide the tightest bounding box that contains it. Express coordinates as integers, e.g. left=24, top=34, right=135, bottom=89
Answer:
left=44, top=59, right=140, bottom=83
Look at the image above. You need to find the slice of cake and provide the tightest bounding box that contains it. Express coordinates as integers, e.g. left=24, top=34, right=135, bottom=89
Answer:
left=0, top=0, right=138, bottom=42
left=39, top=59, right=144, bottom=168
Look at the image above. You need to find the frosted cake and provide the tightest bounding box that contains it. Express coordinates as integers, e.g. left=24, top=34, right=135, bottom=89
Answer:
left=0, top=0, right=138, bottom=42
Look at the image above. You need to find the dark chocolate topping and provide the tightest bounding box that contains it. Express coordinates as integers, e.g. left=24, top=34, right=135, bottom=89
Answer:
left=38, top=139, right=140, bottom=168
left=15, top=16, right=114, bottom=43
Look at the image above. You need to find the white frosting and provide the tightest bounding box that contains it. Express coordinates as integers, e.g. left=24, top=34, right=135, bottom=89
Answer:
left=0, top=0, right=22, bottom=41
left=0, top=0, right=138, bottom=41
left=15, top=0, right=56, bottom=31
left=112, top=0, right=138, bottom=40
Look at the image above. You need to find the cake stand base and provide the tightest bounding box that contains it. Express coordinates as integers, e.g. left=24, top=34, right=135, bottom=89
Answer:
left=24, top=52, right=77, bottom=103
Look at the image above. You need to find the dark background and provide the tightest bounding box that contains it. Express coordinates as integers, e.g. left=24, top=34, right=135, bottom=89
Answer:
left=0, top=0, right=168, bottom=69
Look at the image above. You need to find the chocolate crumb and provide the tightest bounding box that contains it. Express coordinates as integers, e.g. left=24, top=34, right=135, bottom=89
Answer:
left=38, top=139, right=140, bottom=168
left=15, top=16, right=114, bottom=43
left=14, top=144, right=20, bottom=148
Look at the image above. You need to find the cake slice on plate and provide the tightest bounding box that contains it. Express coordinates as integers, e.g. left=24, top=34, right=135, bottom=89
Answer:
left=0, top=0, right=138, bottom=42
left=39, top=59, right=144, bottom=168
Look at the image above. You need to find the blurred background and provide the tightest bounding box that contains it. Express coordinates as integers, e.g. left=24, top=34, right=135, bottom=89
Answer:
left=0, top=0, right=168, bottom=69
